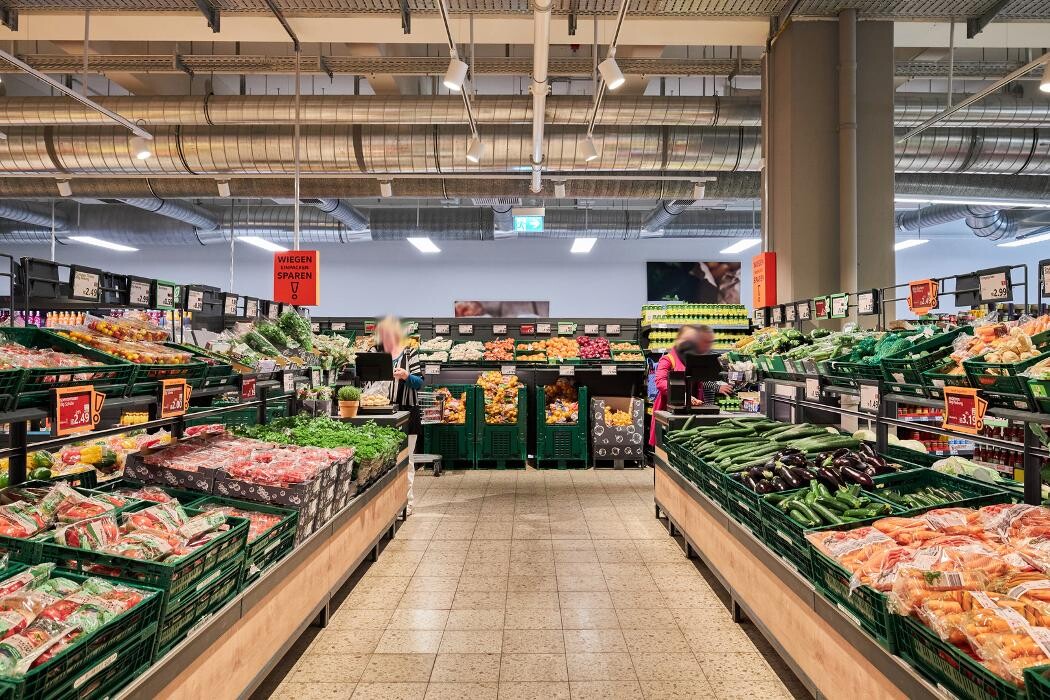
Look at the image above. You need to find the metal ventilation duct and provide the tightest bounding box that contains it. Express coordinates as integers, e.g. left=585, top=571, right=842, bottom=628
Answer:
left=641, top=200, right=696, bottom=232
left=118, top=197, right=221, bottom=230
left=0, top=202, right=68, bottom=229
left=369, top=209, right=495, bottom=241
left=965, top=210, right=1020, bottom=240
left=310, top=198, right=368, bottom=231
left=895, top=204, right=1000, bottom=231
left=2, top=95, right=1050, bottom=128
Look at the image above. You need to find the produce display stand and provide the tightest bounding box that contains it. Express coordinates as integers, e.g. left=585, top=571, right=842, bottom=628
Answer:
left=339, top=410, right=412, bottom=430
left=535, top=384, right=589, bottom=469
left=115, top=458, right=409, bottom=700
left=652, top=454, right=940, bottom=700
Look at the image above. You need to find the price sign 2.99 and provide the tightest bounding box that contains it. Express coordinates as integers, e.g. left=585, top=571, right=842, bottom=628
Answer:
left=978, top=270, right=1011, bottom=304
left=52, top=386, right=105, bottom=436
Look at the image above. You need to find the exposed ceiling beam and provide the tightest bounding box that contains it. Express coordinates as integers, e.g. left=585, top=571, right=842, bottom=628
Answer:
left=0, top=14, right=770, bottom=47
left=50, top=41, right=188, bottom=95
left=263, top=0, right=300, bottom=50
left=966, top=0, right=1011, bottom=38
left=192, top=0, right=220, bottom=32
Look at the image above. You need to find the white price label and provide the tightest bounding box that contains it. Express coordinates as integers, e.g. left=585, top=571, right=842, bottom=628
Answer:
left=805, top=378, right=821, bottom=401
left=979, top=272, right=1010, bottom=303
left=584, top=324, right=600, bottom=335
left=71, top=270, right=100, bottom=301
left=1043, top=263, right=1050, bottom=297
left=771, top=306, right=783, bottom=325
left=493, top=324, right=507, bottom=335
left=797, top=302, right=812, bottom=321
left=601, top=365, right=617, bottom=376
left=223, top=295, right=238, bottom=315
left=328, top=369, right=337, bottom=385
left=558, top=322, right=576, bottom=335
left=331, top=322, right=346, bottom=331
left=858, top=291, right=876, bottom=315
left=859, top=384, right=880, bottom=413
left=537, top=323, right=552, bottom=334
left=268, top=302, right=279, bottom=319
left=435, top=324, right=450, bottom=335
left=784, top=304, right=796, bottom=322
left=245, top=299, right=258, bottom=318
left=606, top=324, right=621, bottom=335
left=831, top=295, right=849, bottom=318
left=129, top=280, right=151, bottom=306
left=156, top=284, right=175, bottom=309
left=282, top=371, right=295, bottom=393
left=310, top=322, right=320, bottom=332
left=310, top=368, right=321, bottom=386
left=559, top=364, right=575, bottom=376
left=425, top=363, right=441, bottom=375
left=458, top=324, right=473, bottom=335
left=501, top=365, right=516, bottom=376
left=186, top=288, right=204, bottom=312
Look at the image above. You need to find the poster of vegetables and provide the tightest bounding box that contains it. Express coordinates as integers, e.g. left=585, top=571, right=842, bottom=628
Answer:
left=454, top=301, right=550, bottom=317
left=646, top=262, right=741, bottom=304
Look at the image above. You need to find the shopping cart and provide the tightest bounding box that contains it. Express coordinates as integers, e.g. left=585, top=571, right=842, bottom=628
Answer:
left=417, top=389, right=447, bottom=425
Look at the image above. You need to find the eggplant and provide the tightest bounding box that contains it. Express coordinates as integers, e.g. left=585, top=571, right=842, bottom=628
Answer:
left=858, top=442, right=876, bottom=458
left=840, top=466, right=875, bottom=488
left=781, top=447, right=804, bottom=455
left=755, top=480, right=775, bottom=495
left=861, top=456, right=883, bottom=470
left=748, top=466, right=767, bottom=481
left=742, top=475, right=759, bottom=491
left=777, top=466, right=801, bottom=489
left=815, top=467, right=842, bottom=491
left=833, top=448, right=852, bottom=459
left=833, top=456, right=860, bottom=469
left=863, top=466, right=878, bottom=477
left=790, top=467, right=817, bottom=482
left=769, top=476, right=787, bottom=492
left=780, top=454, right=806, bottom=467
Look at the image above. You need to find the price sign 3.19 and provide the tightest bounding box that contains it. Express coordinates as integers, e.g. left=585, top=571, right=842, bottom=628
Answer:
left=942, top=386, right=987, bottom=434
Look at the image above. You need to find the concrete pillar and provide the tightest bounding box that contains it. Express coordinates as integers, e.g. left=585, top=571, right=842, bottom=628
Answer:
left=763, top=17, right=895, bottom=318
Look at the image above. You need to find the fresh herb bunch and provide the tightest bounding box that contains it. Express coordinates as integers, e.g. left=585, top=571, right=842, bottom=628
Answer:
left=338, top=385, right=362, bottom=401
left=232, top=416, right=404, bottom=460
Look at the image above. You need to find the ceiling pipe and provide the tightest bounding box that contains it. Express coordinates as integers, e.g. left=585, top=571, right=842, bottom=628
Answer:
left=118, top=197, right=220, bottom=230
left=492, top=206, right=514, bottom=232
left=310, top=198, right=369, bottom=231
left=0, top=201, right=69, bottom=229
left=895, top=203, right=1000, bottom=231
left=964, top=209, right=1020, bottom=241
left=530, top=0, right=552, bottom=193
left=640, top=200, right=695, bottom=232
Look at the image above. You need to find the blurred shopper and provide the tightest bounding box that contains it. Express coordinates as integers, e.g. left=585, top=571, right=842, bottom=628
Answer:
left=374, top=316, right=423, bottom=514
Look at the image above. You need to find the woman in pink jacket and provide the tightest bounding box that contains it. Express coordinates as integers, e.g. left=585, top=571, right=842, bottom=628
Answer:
left=649, top=324, right=732, bottom=446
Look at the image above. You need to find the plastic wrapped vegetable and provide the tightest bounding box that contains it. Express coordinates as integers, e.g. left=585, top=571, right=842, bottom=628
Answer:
left=279, top=311, right=313, bottom=352
left=123, top=501, right=188, bottom=533
left=241, top=329, right=281, bottom=356
left=52, top=514, right=121, bottom=551
left=255, top=322, right=293, bottom=350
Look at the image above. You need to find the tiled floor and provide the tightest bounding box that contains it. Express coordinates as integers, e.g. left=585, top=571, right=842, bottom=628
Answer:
left=259, top=468, right=810, bottom=700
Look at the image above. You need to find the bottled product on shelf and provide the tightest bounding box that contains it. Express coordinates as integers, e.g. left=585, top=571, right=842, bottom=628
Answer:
left=641, top=303, right=749, bottom=327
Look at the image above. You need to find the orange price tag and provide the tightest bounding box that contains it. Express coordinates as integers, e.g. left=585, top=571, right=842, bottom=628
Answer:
left=942, top=386, right=986, bottom=435
left=907, top=279, right=939, bottom=315
left=52, top=386, right=105, bottom=436
left=159, top=379, right=191, bottom=419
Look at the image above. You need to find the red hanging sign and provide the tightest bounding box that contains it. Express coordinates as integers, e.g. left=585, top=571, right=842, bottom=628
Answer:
left=241, top=376, right=257, bottom=401
left=942, top=386, right=988, bottom=435
left=273, top=250, right=320, bottom=306
left=159, top=379, right=191, bottom=419
left=519, top=324, right=536, bottom=336
left=813, top=297, right=828, bottom=318
left=752, top=252, right=777, bottom=308
left=52, top=386, right=105, bottom=436
left=907, top=279, right=939, bottom=315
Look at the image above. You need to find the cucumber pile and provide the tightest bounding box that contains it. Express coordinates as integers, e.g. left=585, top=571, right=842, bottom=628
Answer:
left=879, top=485, right=964, bottom=510
left=767, top=481, right=892, bottom=527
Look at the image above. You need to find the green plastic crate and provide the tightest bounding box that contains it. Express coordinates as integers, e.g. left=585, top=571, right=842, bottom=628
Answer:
left=187, top=496, right=298, bottom=584
left=881, top=444, right=940, bottom=469
left=0, top=327, right=135, bottom=409
left=1029, top=378, right=1050, bottom=413
left=882, top=328, right=972, bottom=398
left=1024, top=665, right=1050, bottom=700
left=870, top=468, right=1011, bottom=515
left=127, top=358, right=209, bottom=397
left=477, top=385, right=527, bottom=467
left=965, top=350, right=1050, bottom=411
left=895, top=615, right=1019, bottom=700
left=37, top=506, right=249, bottom=603
left=0, top=368, right=24, bottom=413
left=94, top=478, right=208, bottom=509
left=810, top=549, right=896, bottom=651
left=721, top=471, right=764, bottom=534
left=921, top=359, right=973, bottom=399
left=535, top=385, right=588, bottom=468
left=0, top=568, right=162, bottom=700
left=422, top=385, right=478, bottom=468
left=695, top=457, right=731, bottom=509
left=154, top=555, right=245, bottom=657
left=166, top=342, right=238, bottom=389
left=185, top=404, right=259, bottom=428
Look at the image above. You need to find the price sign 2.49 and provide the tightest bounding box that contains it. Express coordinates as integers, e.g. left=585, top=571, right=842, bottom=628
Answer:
left=52, top=386, right=105, bottom=436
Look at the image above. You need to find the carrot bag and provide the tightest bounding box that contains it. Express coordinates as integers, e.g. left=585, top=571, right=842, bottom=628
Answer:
left=968, top=621, right=1050, bottom=685
left=806, top=527, right=895, bottom=574
left=889, top=565, right=989, bottom=617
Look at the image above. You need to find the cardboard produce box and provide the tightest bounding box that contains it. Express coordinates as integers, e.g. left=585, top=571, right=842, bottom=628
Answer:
left=590, top=396, right=645, bottom=460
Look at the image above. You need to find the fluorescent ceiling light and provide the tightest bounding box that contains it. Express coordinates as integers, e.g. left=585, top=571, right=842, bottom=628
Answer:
left=466, top=135, right=485, bottom=164
left=443, top=53, right=468, bottom=92
left=1041, top=61, right=1050, bottom=93
left=408, top=237, right=441, bottom=254
left=238, top=236, right=288, bottom=252
left=379, top=181, right=393, bottom=198
left=719, top=238, right=761, bottom=254
left=68, top=235, right=138, bottom=252
left=598, top=49, right=625, bottom=90
left=581, top=135, right=599, bottom=163
left=999, top=231, right=1050, bottom=247
left=571, top=237, right=597, bottom=254
left=895, top=196, right=1050, bottom=210
left=894, top=238, right=930, bottom=251
left=129, top=135, right=152, bottom=160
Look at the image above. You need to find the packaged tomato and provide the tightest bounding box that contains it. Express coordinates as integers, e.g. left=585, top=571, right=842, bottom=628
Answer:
left=103, top=529, right=178, bottom=561
left=0, top=617, right=76, bottom=676
left=0, top=565, right=54, bottom=599
left=176, top=512, right=226, bottom=541
left=55, top=492, right=115, bottom=524
left=123, top=502, right=188, bottom=533
left=52, top=514, right=120, bottom=551
left=0, top=504, right=46, bottom=539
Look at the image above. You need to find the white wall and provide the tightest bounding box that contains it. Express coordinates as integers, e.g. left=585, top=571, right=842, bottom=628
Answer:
left=2, top=238, right=756, bottom=317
